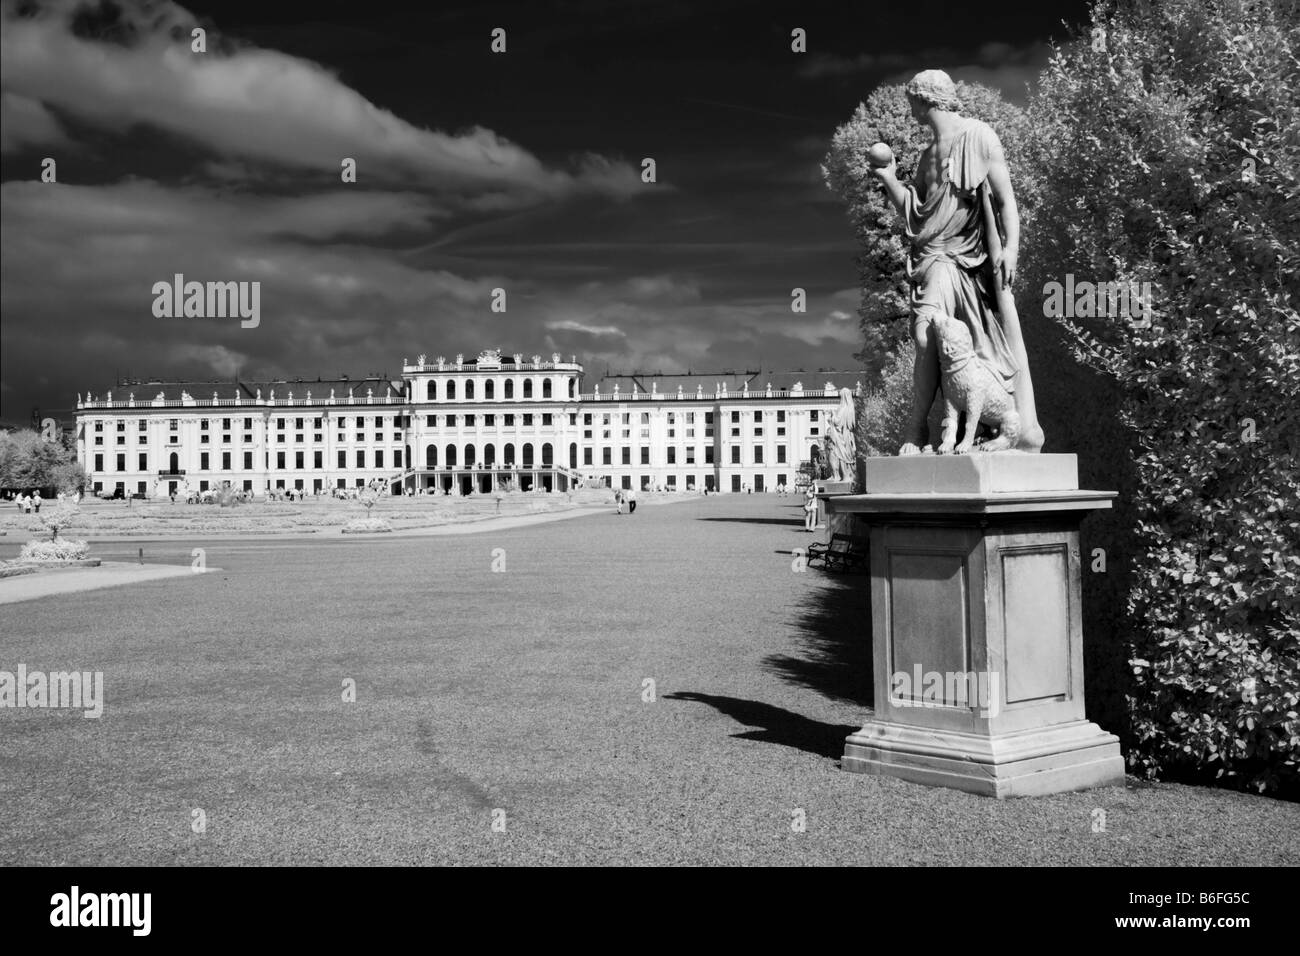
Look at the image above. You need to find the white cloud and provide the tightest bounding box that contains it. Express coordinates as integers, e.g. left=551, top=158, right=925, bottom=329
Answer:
left=0, top=0, right=641, bottom=203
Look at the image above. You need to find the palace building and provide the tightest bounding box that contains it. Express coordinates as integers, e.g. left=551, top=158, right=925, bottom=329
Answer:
left=75, top=349, right=862, bottom=497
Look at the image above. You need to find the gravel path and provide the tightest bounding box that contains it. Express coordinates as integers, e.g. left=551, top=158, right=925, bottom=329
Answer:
left=1, top=493, right=1296, bottom=865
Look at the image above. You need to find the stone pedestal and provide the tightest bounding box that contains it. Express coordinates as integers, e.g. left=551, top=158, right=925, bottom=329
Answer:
left=814, top=479, right=854, bottom=534
left=826, top=454, right=1125, bottom=797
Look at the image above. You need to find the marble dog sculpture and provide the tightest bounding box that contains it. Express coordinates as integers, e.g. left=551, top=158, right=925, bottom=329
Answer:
left=932, top=313, right=1021, bottom=454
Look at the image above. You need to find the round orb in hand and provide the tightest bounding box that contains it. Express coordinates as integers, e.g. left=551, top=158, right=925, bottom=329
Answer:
left=867, top=143, right=894, bottom=167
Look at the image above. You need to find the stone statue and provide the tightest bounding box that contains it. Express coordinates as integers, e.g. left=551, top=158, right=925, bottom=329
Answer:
left=825, top=387, right=857, bottom=482
left=869, top=69, right=1043, bottom=455
left=932, top=314, right=1019, bottom=453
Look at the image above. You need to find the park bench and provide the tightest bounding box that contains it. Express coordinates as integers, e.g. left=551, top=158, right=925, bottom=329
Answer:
left=805, top=533, right=869, bottom=573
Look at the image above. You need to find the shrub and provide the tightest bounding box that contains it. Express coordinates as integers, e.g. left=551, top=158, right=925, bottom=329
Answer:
left=1026, top=0, right=1300, bottom=793
left=19, top=538, right=89, bottom=562
left=341, top=517, right=391, bottom=534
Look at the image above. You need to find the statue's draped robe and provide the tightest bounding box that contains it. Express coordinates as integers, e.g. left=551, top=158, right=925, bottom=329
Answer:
left=902, top=118, right=1018, bottom=390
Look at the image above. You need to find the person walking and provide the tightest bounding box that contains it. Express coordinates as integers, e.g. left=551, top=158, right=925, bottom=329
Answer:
left=626, top=486, right=637, bottom=514
left=614, top=489, right=625, bottom=514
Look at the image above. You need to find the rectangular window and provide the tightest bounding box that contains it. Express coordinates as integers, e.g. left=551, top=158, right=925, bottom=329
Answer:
left=730, top=446, right=741, bottom=464
left=222, top=418, right=231, bottom=430
left=584, top=448, right=593, bottom=465
left=313, top=418, right=322, bottom=429
left=705, top=446, right=715, bottom=464
left=542, top=413, right=552, bottom=426
left=641, top=412, right=650, bottom=425
left=523, top=414, right=534, bottom=426
left=394, top=450, right=402, bottom=467
left=667, top=448, right=676, bottom=464
left=199, top=434, right=208, bottom=445
left=732, top=475, right=742, bottom=493
left=95, top=436, right=103, bottom=446
left=505, top=414, right=515, bottom=426
left=427, top=415, right=436, bottom=427
left=295, top=418, right=304, bottom=429
left=754, top=447, right=764, bottom=464
left=777, top=410, right=786, bottom=423
left=138, top=453, right=148, bottom=471
left=641, top=447, right=650, bottom=465
left=777, top=445, right=787, bottom=463
left=485, top=415, right=495, bottom=426
left=94, top=422, right=103, bottom=432
left=376, top=451, right=385, bottom=469
left=754, top=427, right=763, bottom=437
left=465, top=415, right=475, bottom=427
left=201, top=453, right=211, bottom=470
left=222, top=452, right=232, bottom=469
left=731, top=410, right=740, bottom=423
left=686, top=447, right=696, bottom=464
left=754, top=410, right=763, bottom=423
left=584, top=414, right=593, bottom=426
left=295, top=452, right=304, bottom=469
left=277, top=418, right=286, bottom=430
left=244, top=433, right=253, bottom=443
left=810, top=410, right=819, bottom=422
left=621, top=447, right=631, bottom=465
left=446, top=415, right=456, bottom=427
left=245, top=417, right=254, bottom=430
left=200, top=420, right=209, bottom=431
left=94, top=454, right=103, bottom=471
left=245, top=452, right=253, bottom=470
left=338, top=450, right=346, bottom=468
left=295, top=434, right=304, bottom=444
left=139, top=420, right=148, bottom=432
left=356, top=451, right=365, bottom=468
left=276, top=452, right=285, bottom=469
left=602, top=448, right=612, bottom=466
left=569, top=414, right=577, bottom=426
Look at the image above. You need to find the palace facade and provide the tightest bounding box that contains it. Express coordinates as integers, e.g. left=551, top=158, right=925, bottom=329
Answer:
left=75, top=349, right=861, bottom=497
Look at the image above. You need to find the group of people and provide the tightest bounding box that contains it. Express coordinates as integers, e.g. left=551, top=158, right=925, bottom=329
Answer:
left=11, top=492, right=42, bottom=513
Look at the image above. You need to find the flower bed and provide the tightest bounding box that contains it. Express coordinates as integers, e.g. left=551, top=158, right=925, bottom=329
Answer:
left=18, top=538, right=90, bottom=562
left=341, top=518, right=392, bottom=534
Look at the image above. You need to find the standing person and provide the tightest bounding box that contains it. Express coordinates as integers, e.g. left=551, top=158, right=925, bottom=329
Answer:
left=627, top=486, right=637, bottom=514
left=33, top=495, right=41, bottom=513
left=614, top=489, right=625, bottom=515
left=804, top=485, right=817, bottom=532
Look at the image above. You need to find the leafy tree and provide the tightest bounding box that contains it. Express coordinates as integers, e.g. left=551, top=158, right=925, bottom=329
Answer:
left=0, top=429, right=70, bottom=489
left=1024, top=0, right=1299, bottom=793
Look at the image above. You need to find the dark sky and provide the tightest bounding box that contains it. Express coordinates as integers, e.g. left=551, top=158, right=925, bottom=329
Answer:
left=0, top=0, right=1091, bottom=422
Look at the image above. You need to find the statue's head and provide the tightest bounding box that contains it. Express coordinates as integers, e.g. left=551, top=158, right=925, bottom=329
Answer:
left=906, top=69, right=961, bottom=122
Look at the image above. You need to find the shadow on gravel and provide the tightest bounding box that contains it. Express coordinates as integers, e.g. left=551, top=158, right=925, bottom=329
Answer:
left=665, top=692, right=859, bottom=759
left=763, top=575, right=874, bottom=708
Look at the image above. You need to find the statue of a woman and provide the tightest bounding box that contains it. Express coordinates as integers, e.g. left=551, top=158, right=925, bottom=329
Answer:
left=825, top=388, right=857, bottom=483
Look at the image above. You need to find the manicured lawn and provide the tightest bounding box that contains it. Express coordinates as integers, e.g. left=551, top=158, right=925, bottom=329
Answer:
left=1, top=493, right=1296, bottom=865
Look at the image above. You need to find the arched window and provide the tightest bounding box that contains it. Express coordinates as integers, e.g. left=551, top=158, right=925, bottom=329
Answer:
left=485, top=380, right=495, bottom=400
left=466, top=380, right=475, bottom=400
left=446, top=444, right=457, bottom=468
left=484, top=443, right=496, bottom=467
left=169, top=452, right=179, bottom=473
left=542, top=443, right=553, bottom=466
left=426, top=444, right=437, bottom=468
left=505, top=379, right=514, bottom=399
left=542, top=378, right=552, bottom=399
left=465, top=444, right=476, bottom=468
left=426, top=381, right=437, bottom=401
left=523, top=379, right=533, bottom=399
left=568, top=378, right=576, bottom=399
left=447, top=381, right=456, bottom=401
left=504, top=443, right=516, bottom=465
left=522, top=443, right=534, bottom=467
left=569, top=443, right=577, bottom=468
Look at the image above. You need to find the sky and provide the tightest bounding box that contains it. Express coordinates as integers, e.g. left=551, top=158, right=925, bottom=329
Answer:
left=0, top=0, right=1092, bottom=422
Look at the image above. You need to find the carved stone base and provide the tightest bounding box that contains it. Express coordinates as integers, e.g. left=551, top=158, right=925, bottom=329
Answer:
left=843, top=719, right=1125, bottom=798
